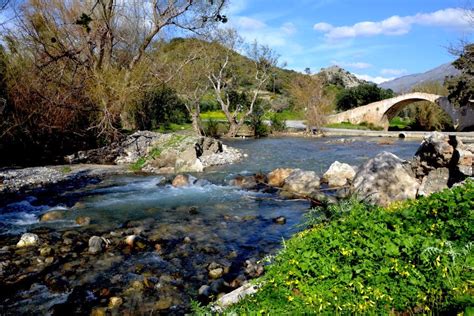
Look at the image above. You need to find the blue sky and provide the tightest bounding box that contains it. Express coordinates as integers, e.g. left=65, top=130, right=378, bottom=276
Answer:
left=225, top=0, right=473, bottom=83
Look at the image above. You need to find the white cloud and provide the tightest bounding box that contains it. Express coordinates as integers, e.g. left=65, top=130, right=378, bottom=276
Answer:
left=313, top=22, right=333, bottom=32
left=331, top=60, right=372, bottom=69
left=313, top=8, right=472, bottom=39
left=354, top=73, right=395, bottom=84
left=235, top=16, right=267, bottom=30
left=281, top=22, right=297, bottom=35
left=381, top=68, right=407, bottom=76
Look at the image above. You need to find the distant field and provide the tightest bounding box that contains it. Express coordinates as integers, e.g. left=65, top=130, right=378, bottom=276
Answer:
left=200, top=109, right=305, bottom=121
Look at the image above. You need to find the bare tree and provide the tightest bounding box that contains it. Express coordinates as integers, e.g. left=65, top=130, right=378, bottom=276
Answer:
left=207, top=28, right=278, bottom=137
left=11, top=0, right=226, bottom=140
left=162, top=39, right=210, bottom=136
left=290, top=74, right=333, bottom=132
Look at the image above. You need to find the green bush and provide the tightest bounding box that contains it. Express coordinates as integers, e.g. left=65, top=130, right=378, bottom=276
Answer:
left=224, top=181, right=474, bottom=314
left=204, top=118, right=220, bottom=138
left=246, top=101, right=268, bottom=138
left=132, top=85, right=189, bottom=131
left=269, top=114, right=286, bottom=132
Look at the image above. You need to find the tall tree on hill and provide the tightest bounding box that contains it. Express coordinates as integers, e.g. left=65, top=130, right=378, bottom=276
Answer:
left=207, top=28, right=278, bottom=137
left=9, top=0, right=227, bottom=141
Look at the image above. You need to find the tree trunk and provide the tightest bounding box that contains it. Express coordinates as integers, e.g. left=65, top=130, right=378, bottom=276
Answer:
left=191, top=113, right=204, bottom=136
left=226, top=121, right=241, bottom=137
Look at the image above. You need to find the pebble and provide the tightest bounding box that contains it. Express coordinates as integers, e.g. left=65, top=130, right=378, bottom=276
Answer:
left=88, top=236, right=108, bottom=254
left=273, top=216, right=287, bottom=225
left=75, top=216, right=91, bottom=226
left=209, top=268, right=224, bottom=279
left=109, top=296, right=123, bottom=308
left=198, top=285, right=211, bottom=297
left=17, top=233, right=39, bottom=248
left=40, top=211, right=64, bottom=222
left=39, top=246, right=53, bottom=257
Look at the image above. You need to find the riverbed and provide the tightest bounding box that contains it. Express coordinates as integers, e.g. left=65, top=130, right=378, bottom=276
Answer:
left=0, top=136, right=421, bottom=314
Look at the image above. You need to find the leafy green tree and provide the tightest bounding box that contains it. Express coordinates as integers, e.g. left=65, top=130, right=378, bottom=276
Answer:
left=336, top=83, right=394, bottom=111
left=246, top=99, right=268, bottom=137
left=445, top=43, right=474, bottom=108
left=132, top=85, right=189, bottom=131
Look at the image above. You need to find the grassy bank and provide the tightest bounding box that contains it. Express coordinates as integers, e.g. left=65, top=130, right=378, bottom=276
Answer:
left=325, top=121, right=384, bottom=131
left=207, top=182, right=474, bottom=314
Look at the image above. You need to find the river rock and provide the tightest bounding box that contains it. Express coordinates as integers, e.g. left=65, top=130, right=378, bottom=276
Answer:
left=282, top=170, right=320, bottom=196
left=412, top=132, right=457, bottom=177
left=40, top=210, right=64, bottom=222
left=75, top=216, right=91, bottom=226
left=175, top=147, right=204, bottom=173
left=267, top=168, right=294, bottom=187
left=352, top=151, right=420, bottom=206
left=172, top=174, right=191, bottom=187
left=322, top=161, right=356, bottom=187
left=17, top=233, right=40, bottom=248
left=209, top=268, right=224, bottom=279
left=273, top=216, right=286, bottom=224
left=109, top=297, right=123, bottom=309
left=418, top=168, right=450, bottom=196
left=229, top=175, right=258, bottom=189
left=212, top=283, right=260, bottom=312
left=198, top=285, right=211, bottom=297
left=88, top=236, right=108, bottom=254
left=39, top=246, right=53, bottom=257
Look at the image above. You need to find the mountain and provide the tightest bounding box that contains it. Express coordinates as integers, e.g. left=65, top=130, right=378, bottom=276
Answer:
left=317, top=65, right=367, bottom=88
left=379, top=63, right=460, bottom=93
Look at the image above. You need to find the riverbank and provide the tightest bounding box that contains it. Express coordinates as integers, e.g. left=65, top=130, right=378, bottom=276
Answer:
left=210, top=181, right=474, bottom=314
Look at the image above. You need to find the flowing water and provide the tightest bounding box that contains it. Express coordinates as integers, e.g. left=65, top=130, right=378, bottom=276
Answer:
left=0, top=136, right=421, bottom=314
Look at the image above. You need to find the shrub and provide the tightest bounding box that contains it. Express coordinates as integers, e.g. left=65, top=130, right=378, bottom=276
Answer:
left=132, top=85, right=189, bottom=131
left=269, top=114, right=286, bottom=132
left=246, top=101, right=268, bottom=137
left=204, top=118, right=220, bottom=138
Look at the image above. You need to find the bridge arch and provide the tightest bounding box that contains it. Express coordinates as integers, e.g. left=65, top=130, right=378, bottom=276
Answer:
left=326, top=92, right=474, bottom=131
left=381, top=94, right=457, bottom=128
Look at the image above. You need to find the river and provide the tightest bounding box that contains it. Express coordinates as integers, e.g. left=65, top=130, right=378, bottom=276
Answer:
left=0, top=136, right=421, bottom=315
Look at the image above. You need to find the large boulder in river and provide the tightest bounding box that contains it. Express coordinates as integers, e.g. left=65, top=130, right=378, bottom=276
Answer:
left=412, top=132, right=472, bottom=177
left=352, top=152, right=420, bottom=206
left=322, top=161, right=356, bottom=187
left=411, top=132, right=473, bottom=191
left=175, top=147, right=204, bottom=173
left=282, top=170, right=320, bottom=196
left=418, top=168, right=450, bottom=196
left=267, top=168, right=295, bottom=187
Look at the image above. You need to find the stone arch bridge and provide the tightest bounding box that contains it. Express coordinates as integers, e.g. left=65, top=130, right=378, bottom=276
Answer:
left=326, top=92, right=474, bottom=131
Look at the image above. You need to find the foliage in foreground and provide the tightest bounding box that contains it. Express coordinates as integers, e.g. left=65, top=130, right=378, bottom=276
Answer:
left=225, top=182, right=474, bottom=314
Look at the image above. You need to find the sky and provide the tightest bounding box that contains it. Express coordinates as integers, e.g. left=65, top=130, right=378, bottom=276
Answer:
left=224, top=0, right=473, bottom=83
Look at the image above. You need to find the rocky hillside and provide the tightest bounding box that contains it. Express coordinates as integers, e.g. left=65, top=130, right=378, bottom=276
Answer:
left=379, top=62, right=460, bottom=93
left=317, top=65, right=367, bottom=88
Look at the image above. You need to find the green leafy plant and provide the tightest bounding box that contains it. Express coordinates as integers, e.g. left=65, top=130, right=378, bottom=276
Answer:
left=204, top=118, right=220, bottom=138
left=224, top=181, right=474, bottom=314
left=269, top=114, right=286, bottom=132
